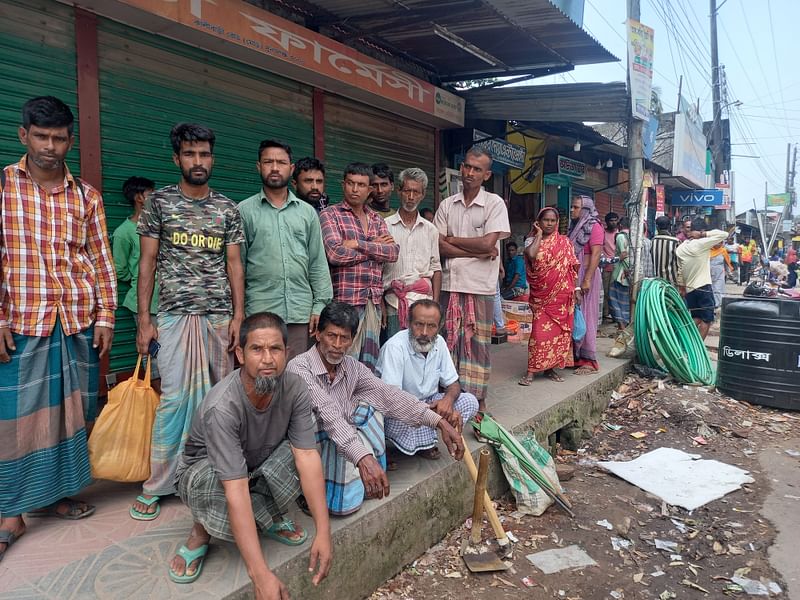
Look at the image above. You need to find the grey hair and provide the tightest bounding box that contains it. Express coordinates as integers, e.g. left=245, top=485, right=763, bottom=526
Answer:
left=465, top=144, right=493, bottom=168
left=398, top=167, right=429, bottom=191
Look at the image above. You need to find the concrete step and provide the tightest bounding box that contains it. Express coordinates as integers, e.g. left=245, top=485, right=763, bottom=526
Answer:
left=0, top=339, right=631, bottom=600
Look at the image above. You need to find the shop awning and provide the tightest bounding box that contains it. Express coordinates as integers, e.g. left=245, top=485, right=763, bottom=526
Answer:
left=465, top=82, right=629, bottom=123
left=275, top=0, right=618, bottom=82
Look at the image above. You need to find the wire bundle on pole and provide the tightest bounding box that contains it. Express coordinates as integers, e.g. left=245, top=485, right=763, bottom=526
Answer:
left=634, top=278, right=715, bottom=385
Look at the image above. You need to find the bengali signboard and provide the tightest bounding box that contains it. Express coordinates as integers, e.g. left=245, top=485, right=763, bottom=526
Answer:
left=670, top=189, right=724, bottom=207
left=627, top=19, right=654, bottom=121
left=557, top=155, right=586, bottom=179
left=655, top=184, right=665, bottom=212
left=117, top=0, right=464, bottom=124
left=473, top=129, right=526, bottom=169
left=767, top=193, right=790, bottom=207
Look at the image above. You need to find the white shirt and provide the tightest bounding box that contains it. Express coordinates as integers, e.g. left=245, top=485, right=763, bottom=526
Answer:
left=676, top=229, right=729, bottom=290
left=376, top=331, right=459, bottom=400
left=382, top=212, right=441, bottom=310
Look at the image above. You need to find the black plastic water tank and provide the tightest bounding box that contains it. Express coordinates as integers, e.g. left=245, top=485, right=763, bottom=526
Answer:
left=716, top=297, right=800, bottom=410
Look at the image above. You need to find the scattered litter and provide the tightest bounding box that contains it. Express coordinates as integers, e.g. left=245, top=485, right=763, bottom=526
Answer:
left=743, top=449, right=755, bottom=456
left=525, top=545, right=597, bottom=574
left=670, top=518, right=688, bottom=533
left=506, top=531, right=519, bottom=543
left=603, top=422, right=623, bottom=431
left=784, top=494, right=800, bottom=500
left=598, top=447, right=754, bottom=510
left=611, top=537, right=632, bottom=551
left=630, top=431, right=648, bottom=439
left=670, top=554, right=682, bottom=561
left=769, top=582, right=783, bottom=594
left=520, top=576, right=536, bottom=588
left=443, top=571, right=463, bottom=579
left=633, top=573, right=644, bottom=583
left=691, top=436, right=708, bottom=445
left=731, top=575, right=770, bottom=595
left=654, top=539, right=678, bottom=552
left=681, top=579, right=710, bottom=594
left=659, top=591, right=677, bottom=600
left=508, top=511, right=526, bottom=520
left=596, top=519, right=613, bottom=530
left=610, top=591, right=623, bottom=599
left=785, top=449, right=800, bottom=458
left=651, top=570, right=666, bottom=577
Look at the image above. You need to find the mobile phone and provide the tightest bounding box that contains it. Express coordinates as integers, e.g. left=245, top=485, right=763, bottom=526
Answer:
left=148, top=339, right=161, bottom=358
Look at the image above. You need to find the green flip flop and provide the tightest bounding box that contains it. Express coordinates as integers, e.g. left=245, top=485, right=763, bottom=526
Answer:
left=265, top=518, right=308, bottom=546
left=129, top=495, right=161, bottom=521
left=168, top=543, right=209, bottom=584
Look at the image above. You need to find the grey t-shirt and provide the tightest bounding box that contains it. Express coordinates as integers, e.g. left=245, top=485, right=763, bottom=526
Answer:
left=177, top=369, right=317, bottom=482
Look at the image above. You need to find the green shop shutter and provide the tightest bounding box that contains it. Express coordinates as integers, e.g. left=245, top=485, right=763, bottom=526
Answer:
left=97, top=19, right=313, bottom=373
left=324, top=95, right=435, bottom=210
left=0, top=0, right=79, bottom=170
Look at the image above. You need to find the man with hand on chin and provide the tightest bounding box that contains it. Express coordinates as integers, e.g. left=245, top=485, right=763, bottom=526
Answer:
left=170, top=313, right=332, bottom=599
left=287, top=302, right=464, bottom=516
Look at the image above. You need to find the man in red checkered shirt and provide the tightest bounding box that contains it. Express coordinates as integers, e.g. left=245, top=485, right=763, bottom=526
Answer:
left=320, top=163, right=398, bottom=371
left=0, top=96, right=117, bottom=559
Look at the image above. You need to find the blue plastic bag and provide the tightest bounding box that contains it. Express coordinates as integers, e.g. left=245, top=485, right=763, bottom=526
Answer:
left=572, top=306, right=586, bottom=341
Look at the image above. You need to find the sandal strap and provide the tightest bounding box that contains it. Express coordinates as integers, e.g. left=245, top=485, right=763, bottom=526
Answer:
left=270, top=519, right=298, bottom=532
left=176, top=544, right=208, bottom=565
left=135, top=495, right=160, bottom=507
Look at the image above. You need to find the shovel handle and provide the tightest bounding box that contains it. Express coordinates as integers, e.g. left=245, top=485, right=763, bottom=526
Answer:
left=462, top=435, right=509, bottom=546
left=470, top=449, right=490, bottom=543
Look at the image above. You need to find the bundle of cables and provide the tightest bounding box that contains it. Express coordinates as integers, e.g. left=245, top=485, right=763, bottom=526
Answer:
left=634, top=278, right=715, bottom=385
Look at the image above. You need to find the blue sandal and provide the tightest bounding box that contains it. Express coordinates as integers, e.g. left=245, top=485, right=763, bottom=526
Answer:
left=168, top=543, right=209, bottom=584
left=129, top=495, right=160, bottom=521
left=266, top=519, right=308, bottom=546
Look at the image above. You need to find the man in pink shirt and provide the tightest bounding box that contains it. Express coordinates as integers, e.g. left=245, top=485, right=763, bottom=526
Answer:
left=601, top=212, right=619, bottom=321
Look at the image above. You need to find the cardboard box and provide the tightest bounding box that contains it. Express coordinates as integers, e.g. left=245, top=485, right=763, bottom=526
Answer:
left=502, top=299, right=532, bottom=324
left=517, top=322, right=532, bottom=342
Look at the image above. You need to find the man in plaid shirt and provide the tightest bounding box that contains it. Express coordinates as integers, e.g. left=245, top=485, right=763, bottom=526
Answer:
left=0, top=96, right=117, bottom=559
left=320, top=163, right=398, bottom=371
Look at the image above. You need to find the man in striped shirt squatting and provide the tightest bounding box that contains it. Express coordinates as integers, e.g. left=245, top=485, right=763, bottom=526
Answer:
left=320, top=163, right=399, bottom=372
left=287, top=302, right=464, bottom=516
left=0, top=96, right=118, bottom=559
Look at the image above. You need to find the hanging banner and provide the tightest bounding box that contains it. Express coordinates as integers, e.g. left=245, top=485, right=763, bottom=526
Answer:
left=655, top=184, right=665, bottom=212
left=507, top=125, right=546, bottom=194
left=627, top=19, right=655, bottom=121
left=767, top=193, right=790, bottom=207
left=473, top=129, right=526, bottom=169
left=557, top=155, right=586, bottom=179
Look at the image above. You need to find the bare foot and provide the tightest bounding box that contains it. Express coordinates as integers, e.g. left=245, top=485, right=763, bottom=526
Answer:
left=169, top=523, right=211, bottom=578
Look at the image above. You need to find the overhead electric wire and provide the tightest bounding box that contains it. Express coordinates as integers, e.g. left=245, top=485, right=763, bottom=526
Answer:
left=766, top=0, right=794, bottom=136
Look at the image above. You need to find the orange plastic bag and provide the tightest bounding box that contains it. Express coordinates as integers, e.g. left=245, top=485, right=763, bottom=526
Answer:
left=89, top=355, right=159, bottom=482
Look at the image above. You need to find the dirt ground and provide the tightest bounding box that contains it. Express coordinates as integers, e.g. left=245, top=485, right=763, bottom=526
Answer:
left=369, top=374, right=800, bottom=600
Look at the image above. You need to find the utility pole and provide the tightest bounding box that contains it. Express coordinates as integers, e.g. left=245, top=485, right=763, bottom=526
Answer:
left=710, top=0, right=722, bottom=186
left=627, top=0, right=646, bottom=310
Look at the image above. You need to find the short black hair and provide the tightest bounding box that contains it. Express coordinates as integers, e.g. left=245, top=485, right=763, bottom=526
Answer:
left=293, top=157, right=325, bottom=182
left=258, top=139, right=292, bottom=162
left=506, top=241, right=518, bottom=250
left=408, top=299, right=442, bottom=324
left=691, top=217, right=708, bottom=232
left=618, top=216, right=630, bottom=229
left=605, top=212, right=619, bottom=223
left=655, top=215, right=671, bottom=232
left=343, top=162, right=371, bottom=180
left=22, top=96, right=74, bottom=135
left=318, top=302, right=359, bottom=336
left=122, top=176, right=156, bottom=206
left=239, top=312, right=288, bottom=348
left=371, top=163, right=394, bottom=183
left=170, top=123, right=215, bottom=154
left=420, top=207, right=434, bottom=218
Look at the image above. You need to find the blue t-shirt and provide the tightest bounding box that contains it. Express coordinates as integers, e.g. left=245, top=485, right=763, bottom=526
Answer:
left=504, top=254, right=527, bottom=288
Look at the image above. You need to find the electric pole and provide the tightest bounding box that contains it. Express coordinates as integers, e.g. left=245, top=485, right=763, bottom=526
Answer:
left=710, top=0, right=722, bottom=185
left=627, top=0, right=646, bottom=309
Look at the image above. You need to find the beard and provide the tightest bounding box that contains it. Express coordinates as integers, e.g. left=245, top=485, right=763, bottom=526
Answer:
left=262, top=173, right=291, bottom=189
left=29, top=153, right=64, bottom=171
left=409, top=331, right=434, bottom=354
left=254, top=375, right=278, bottom=396
left=182, top=166, right=211, bottom=185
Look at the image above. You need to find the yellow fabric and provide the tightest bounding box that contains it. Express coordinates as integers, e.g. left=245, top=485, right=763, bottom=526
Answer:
left=507, top=125, right=547, bottom=195
left=89, top=356, right=159, bottom=482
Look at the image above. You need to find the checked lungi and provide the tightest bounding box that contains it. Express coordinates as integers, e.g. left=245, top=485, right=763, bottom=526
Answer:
left=318, top=403, right=386, bottom=516
left=385, top=392, right=478, bottom=455
left=0, top=321, right=99, bottom=516
left=349, top=303, right=382, bottom=373
left=177, top=440, right=300, bottom=542
left=440, top=291, right=493, bottom=401
left=144, top=313, right=233, bottom=497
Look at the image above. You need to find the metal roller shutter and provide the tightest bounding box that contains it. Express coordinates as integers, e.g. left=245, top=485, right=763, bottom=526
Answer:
left=0, top=0, right=79, bottom=170
left=324, top=95, right=436, bottom=210
left=97, top=18, right=314, bottom=373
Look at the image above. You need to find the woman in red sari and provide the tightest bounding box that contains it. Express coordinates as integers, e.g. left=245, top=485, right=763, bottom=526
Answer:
left=518, top=207, right=581, bottom=385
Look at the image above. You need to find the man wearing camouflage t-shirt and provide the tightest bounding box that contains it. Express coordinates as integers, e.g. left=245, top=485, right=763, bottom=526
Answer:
left=131, top=123, right=245, bottom=521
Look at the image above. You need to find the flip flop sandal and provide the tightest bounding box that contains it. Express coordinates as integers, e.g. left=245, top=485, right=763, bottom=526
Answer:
left=518, top=374, right=535, bottom=386
left=129, top=495, right=161, bottom=521
left=0, top=530, right=20, bottom=563
left=168, top=543, right=209, bottom=584
left=28, top=498, right=96, bottom=520
left=266, top=519, right=308, bottom=546
left=545, top=370, right=565, bottom=382
left=418, top=447, right=441, bottom=460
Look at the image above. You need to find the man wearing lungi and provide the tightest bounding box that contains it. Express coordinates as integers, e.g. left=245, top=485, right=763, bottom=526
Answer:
left=0, top=96, right=117, bottom=559
left=376, top=300, right=478, bottom=462
left=287, top=302, right=464, bottom=516
left=319, top=163, right=398, bottom=372
left=132, top=123, right=245, bottom=521
left=434, top=146, right=510, bottom=410
left=169, top=313, right=331, bottom=592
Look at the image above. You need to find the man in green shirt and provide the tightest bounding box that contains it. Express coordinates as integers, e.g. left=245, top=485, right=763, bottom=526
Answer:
left=112, top=176, right=159, bottom=377
left=239, top=140, right=333, bottom=358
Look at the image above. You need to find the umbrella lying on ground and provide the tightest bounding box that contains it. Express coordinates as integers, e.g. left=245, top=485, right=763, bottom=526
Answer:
left=471, top=412, right=575, bottom=518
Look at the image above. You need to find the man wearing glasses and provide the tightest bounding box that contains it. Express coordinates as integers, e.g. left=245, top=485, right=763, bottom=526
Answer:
left=381, top=168, right=441, bottom=339
left=434, top=146, right=510, bottom=411
left=320, top=163, right=398, bottom=371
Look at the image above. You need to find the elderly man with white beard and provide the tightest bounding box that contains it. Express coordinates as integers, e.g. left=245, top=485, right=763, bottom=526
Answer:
left=376, top=300, right=479, bottom=462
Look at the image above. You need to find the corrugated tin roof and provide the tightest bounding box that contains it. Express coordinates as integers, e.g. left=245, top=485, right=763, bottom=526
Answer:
left=257, top=0, right=618, bottom=82
left=465, top=82, right=629, bottom=123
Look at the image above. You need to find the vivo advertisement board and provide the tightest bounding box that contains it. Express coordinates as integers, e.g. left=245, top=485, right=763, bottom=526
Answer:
left=670, top=189, right=724, bottom=207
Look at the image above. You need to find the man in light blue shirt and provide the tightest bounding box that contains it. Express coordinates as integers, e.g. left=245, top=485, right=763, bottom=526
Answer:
left=376, top=299, right=478, bottom=461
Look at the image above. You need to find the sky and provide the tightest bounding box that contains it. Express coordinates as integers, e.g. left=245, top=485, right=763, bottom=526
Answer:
left=536, top=0, right=800, bottom=213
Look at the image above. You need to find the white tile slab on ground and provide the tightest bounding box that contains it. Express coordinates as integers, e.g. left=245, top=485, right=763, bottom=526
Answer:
left=525, top=545, right=598, bottom=574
